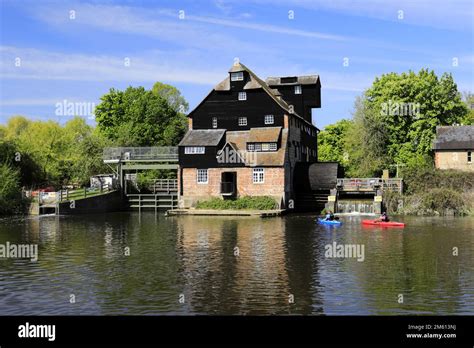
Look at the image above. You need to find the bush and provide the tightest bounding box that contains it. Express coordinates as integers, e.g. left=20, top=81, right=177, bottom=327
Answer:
left=420, top=188, right=467, bottom=215
left=0, top=163, right=27, bottom=215
left=402, top=167, right=474, bottom=195
left=196, top=196, right=278, bottom=210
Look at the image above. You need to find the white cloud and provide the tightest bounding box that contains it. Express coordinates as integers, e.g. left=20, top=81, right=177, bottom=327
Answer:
left=255, top=0, right=473, bottom=31
left=0, top=46, right=223, bottom=84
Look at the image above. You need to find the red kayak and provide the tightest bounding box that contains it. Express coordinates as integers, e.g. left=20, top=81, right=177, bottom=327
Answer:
left=362, top=220, right=405, bottom=227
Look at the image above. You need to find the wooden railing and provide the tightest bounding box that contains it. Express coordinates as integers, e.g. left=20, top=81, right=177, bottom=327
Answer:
left=336, top=178, right=403, bottom=193
left=57, top=183, right=113, bottom=202
left=151, top=179, right=178, bottom=193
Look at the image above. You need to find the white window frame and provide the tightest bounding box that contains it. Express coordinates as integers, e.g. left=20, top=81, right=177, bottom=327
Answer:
left=252, top=168, right=264, bottom=184
left=238, top=117, right=247, bottom=126
left=247, top=143, right=255, bottom=151
left=238, top=92, right=247, bottom=101
left=264, top=114, right=274, bottom=125
left=231, top=72, right=244, bottom=81
left=261, top=143, right=270, bottom=151
left=468, top=151, right=472, bottom=163
left=185, top=146, right=205, bottom=154
left=212, top=117, right=217, bottom=128
left=197, top=169, right=208, bottom=184
left=295, top=85, right=302, bottom=94
left=269, top=143, right=277, bottom=151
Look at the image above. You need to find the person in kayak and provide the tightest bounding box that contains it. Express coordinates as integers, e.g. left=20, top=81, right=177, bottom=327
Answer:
left=325, top=210, right=335, bottom=221
left=379, top=212, right=390, bottom=222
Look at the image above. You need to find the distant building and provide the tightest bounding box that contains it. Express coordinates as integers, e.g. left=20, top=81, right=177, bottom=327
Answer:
left=433, top=126, right=474, bottom=171
left=90, top=174, right=116, bottom=189
left=177, top=62, right=321, bottom=208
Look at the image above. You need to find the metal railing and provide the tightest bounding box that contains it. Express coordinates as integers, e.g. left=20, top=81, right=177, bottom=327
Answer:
left=336, top=178, right=403, bottom=193
left=103, top=147, right=178, bottom=162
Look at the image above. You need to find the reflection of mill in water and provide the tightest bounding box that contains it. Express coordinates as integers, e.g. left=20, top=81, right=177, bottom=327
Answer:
left=176, top=216, right=322, bottom=314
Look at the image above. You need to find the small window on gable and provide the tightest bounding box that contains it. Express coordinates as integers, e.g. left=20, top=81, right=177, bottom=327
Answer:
left=238, top=117, right=247, bottom=126
left=212, top=117, right=217, bottom=128
left=264, top=115, right=274, bottom=125
left=231, top=72, right=244, bottom=81
left=295, top=85, right=302, bottom=94
left=238, top=92, right=247, bottom=101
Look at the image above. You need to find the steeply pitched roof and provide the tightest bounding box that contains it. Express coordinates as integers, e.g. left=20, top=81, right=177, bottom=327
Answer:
left=265, top=75, right=320, bottom=86
left=178, top=129, right=225, bottom=146
left=433, top=126, right=474, bottom=150
left=191, top=62, right=318, bottom=129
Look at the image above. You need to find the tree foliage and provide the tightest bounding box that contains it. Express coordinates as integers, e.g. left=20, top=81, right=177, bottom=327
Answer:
left=95, top=85, right=188, bottom=146
left=321, top=70, right=469, bottom=177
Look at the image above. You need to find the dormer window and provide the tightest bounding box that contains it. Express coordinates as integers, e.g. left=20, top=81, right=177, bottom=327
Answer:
left=231, top=72, right=244, bottom=81
left=238, top=92, right=247, bottom=101
left=295, top=85, right=302, bottom=94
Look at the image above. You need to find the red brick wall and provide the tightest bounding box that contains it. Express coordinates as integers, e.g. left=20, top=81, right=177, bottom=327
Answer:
left=180, top=167, right=285, bottom=207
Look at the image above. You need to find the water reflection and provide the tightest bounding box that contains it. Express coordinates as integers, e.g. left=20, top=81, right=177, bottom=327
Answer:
left=0, top=213, right=472, bottom=315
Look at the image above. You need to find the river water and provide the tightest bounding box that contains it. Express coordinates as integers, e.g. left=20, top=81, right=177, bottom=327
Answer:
left=0, top=213, right=473, bottom=315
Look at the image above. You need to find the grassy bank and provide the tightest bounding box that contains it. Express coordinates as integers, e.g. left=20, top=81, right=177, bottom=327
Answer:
left=196, top=196, right=278, bottom=210
left=384, top=168, right=474, bottom=216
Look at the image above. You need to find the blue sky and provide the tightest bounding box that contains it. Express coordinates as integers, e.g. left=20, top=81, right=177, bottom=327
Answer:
left=0, top=0, right=473, bottom=128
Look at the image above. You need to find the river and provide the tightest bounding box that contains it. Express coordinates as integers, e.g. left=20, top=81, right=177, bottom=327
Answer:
left=0, top=213, right=473, bottom=315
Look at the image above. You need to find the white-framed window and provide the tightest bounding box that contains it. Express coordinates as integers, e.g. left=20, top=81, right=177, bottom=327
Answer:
left=238, top=92, right=247, bottom=101
left=212, top=117, right=217, bottom=128
left=185, top=146, right=205, bottom=154
left=253, top=168, right=264, bottom=183
left=269, top=143, right=277, bottom=151
left=197, top=169, right=208, bottom=184
left=231, top=72, right=244, bottom=81
left=254, top=143, right=262, bottom=151
left=468, top=151, right=472, bottom=163
left=247, top=143, right=255, bottom=151
left=264, top=114, right=274, bottom=125
left=261, top=143, right=270, bottom=151
left=295, top=85, right=302, bottom=94
left=238, top=117, right=247, bottom=126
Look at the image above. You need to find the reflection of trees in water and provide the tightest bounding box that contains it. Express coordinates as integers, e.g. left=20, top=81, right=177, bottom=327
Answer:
left=342, top=219, right=472, bottom=315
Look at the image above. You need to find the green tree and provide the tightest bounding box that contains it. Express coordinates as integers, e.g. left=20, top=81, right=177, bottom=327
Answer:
left=345, top=70, right=468, bottom=176
left=318, top=119, right=352, bottom=164
left=95, top=85, right=188, bottom=146
left=152, top=82, right=189, bottom=113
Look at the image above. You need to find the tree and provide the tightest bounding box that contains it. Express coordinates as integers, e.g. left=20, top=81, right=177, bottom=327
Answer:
left=152, top=82, right=189, bottom=113
left=318, top=119, right=351, bottom=164
left=95, top=85, right=188, bottom=146
left=344, top=69, right=468, bottom=176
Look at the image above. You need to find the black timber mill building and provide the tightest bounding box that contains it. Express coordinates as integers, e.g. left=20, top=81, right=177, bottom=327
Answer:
left=178, top=62, right=336, bottom=211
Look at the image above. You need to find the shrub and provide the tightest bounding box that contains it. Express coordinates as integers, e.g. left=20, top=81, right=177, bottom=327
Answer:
left=420, top=188, right=466, bottom=215
left=196, top=196, right=278, bottom=210
left=0, top=163, right=27, bottom=215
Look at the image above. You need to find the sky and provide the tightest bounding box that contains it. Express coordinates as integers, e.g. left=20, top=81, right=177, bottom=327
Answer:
left=0, top=0, right=473, bottom=129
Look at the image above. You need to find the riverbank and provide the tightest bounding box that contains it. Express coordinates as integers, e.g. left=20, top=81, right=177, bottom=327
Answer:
left=167, top=209, right=285, bottom=217
left=384, top=168, right=474, bottom=216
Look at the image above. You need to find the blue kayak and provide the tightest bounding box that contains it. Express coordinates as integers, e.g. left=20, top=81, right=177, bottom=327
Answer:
left=317, top=218, right=342, bottom=225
